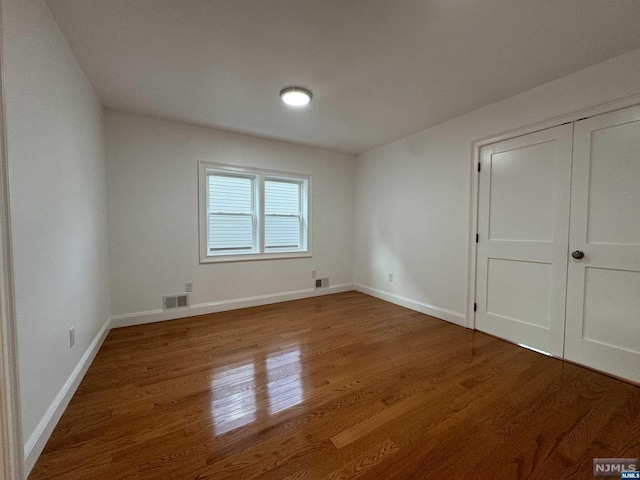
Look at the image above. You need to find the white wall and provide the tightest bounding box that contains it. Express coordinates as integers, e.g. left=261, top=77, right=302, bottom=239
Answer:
left=355, top=48, right=640, bottom=325
left=3, top=0, right=110, bottom=462
left=106, top=111, right=355, bottom=318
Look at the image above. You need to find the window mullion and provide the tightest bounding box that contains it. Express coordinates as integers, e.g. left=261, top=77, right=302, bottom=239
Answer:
left=257, top=174, right=265, bottom=254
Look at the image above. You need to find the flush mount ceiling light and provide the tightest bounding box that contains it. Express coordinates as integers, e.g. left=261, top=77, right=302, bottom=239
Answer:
left=280, top=86, right=312, bottom=107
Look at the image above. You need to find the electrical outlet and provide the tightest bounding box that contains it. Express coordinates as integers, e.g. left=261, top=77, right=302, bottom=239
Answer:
left=311, top=270, right=317, bottom=279
left=69, top=327, right=75, bottom=348
left=388, top=273, right=393, bottom=282
left=185, top=282, right=193, bottom=292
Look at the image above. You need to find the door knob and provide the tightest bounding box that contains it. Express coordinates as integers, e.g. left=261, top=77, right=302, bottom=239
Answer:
left=571, top=250, right=585, bottom=259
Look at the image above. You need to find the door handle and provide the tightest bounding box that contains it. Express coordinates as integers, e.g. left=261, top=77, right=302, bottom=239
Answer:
left=571, top=250, right=585, bottom=260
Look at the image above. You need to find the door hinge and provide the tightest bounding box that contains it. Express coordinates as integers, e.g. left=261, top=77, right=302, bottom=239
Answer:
left=478, top=162, right=481, bottom=172
left=476, top=233, right=479, bottom=243
left=473, top=303, right=477, bottom=312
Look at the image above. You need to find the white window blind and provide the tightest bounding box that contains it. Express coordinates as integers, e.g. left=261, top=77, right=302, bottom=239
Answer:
left=208, top=174, right=254, bottom=252
left=264, top=180, right=301, bottom=250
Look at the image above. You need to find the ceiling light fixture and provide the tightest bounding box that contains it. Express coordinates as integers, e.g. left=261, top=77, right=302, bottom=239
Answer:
left=280, top=86, right=312, bottom=107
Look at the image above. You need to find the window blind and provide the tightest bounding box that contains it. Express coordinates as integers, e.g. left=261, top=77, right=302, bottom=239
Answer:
left=208, top=174, right=254, bottom=251
left=264, top=180, right=301, bottom=250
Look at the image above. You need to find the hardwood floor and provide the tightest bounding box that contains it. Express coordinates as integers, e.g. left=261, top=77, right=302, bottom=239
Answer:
left=29, top=292, right=640, bottom=479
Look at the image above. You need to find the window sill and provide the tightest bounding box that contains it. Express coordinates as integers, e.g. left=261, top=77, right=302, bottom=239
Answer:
left=200, top=250, right=312, bottom=264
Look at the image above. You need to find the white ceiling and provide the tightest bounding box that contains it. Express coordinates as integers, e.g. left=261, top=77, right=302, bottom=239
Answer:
left=46, top=0, right=640, bottom=154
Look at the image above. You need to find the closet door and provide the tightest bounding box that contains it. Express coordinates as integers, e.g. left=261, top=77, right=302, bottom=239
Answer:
left=565, top=105, right=640, bottom=383
left=475, top=124, right=573, bottom=357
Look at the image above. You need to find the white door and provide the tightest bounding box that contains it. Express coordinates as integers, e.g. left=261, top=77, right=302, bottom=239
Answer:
left=475, top=124, right=573, bottom=357
left=565, top=105, right=640, bottom=383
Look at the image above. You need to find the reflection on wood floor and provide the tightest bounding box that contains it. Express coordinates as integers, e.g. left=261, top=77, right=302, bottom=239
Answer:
left=29, top=291, right=640, bottom=479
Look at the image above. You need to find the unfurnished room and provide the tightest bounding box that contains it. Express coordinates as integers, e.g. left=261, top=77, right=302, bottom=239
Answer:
left=0, top=1, right=639, bottom=479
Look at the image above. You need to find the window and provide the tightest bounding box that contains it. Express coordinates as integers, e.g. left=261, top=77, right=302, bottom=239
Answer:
left=208, top=175, right=256, bottom=253
left=264, top=180, right=302, bottom=252
left=199, top=162, right=310, bottom=263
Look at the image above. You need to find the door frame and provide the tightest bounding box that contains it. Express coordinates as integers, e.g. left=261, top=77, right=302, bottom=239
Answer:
left=0, top=0, right=25, bottom=477
left=466, top=93, right=640, bottom=333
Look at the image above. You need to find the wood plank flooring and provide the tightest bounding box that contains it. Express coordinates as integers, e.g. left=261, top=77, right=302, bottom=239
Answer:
left=29, top=292, right=640, bottom=479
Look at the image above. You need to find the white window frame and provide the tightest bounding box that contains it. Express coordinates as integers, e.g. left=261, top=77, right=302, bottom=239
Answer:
left=199, top=162, right=312, bottom=263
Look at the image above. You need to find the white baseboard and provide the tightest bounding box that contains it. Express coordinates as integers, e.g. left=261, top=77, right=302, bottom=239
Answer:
left=110, top=283, right=355, bottom=329
left=23, top=318, right=111, bottom=477
left=354, top=283, right=466, bottom=327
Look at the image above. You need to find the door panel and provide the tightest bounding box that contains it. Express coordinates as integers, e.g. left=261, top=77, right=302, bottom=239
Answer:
left=582, top=267, right=640, bottom=353
left=587, top=120, right=640, bottom=245
left=475, top=124, right=573, bottom=356
left=565, top=105, right=640, bottom=382
left=486, top=258, right=551, bottom=328
left=488, top=141, right=557, bottom=242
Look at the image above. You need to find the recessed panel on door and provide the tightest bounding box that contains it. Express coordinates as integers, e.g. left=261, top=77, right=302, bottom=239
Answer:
left=587, top=121, right=640, bottom=245
left=475, top=124, right=573, bottom=357
left=488, top=142, right=556, bottom=242
left=486, top=258, right=552, bottom=328
left=582, top=267, right=640, bottom=354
